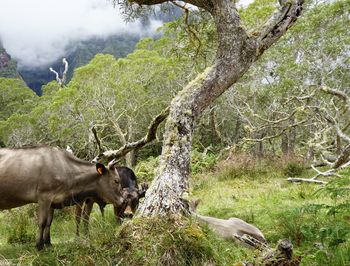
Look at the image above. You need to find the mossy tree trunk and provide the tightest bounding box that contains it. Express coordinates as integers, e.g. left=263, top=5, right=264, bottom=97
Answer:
left=134, top=0, right=304, bottom=216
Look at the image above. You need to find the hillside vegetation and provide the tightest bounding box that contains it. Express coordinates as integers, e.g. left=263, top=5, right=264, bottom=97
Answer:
left=0, top=154, right=349, bottom=265
left=0, top=0, right=349, bottom=265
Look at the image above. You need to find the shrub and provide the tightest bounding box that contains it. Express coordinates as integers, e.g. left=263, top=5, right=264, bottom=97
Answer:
left=283, top=161, right=305, bottom=177
left=135, top=156, right=159, bottom=182
left=191, top=149, right=218, bottom=174
left=215, top=153, right=273, bottom=181
left=275, top=208, right=306, bottom=247
left=300, top=176, right=350, bottom=265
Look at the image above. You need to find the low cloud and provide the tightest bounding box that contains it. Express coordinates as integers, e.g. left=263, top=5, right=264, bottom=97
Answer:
left=0, top=0, right=162, bottom=68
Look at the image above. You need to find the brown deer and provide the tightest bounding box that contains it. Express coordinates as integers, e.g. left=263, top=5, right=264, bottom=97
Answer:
left=0, top=146, right=123, bottom=250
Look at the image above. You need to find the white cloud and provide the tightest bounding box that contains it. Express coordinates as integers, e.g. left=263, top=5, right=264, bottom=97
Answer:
left=238, top=0, right=256, bottom=8
left=0, top=0, right=162, bottom=67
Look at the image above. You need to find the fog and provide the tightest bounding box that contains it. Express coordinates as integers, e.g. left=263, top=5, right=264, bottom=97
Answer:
left=0, top=0, right=162, bottom=68
left=0, top=0, right=255, bottom=68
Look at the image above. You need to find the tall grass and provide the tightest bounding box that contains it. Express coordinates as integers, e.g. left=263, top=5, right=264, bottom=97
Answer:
left=0, top=153, right=348, bottom=265
left=190, top=153, right=350, bottom=265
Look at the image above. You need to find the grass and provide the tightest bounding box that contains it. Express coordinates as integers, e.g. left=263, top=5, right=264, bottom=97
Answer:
left=190, top=154, right=350, bottom=265
left=0, top=153, right=349, bottom=265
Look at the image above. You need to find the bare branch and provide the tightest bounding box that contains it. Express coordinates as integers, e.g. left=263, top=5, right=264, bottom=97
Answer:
left=49, top=68, right=60, bottom=83
left=62, top=58, right=69, bottom=85
left=233, top=233, right=269, bottom=250
left=310, top=164, right=340, bottom=178
left=243, top=119, right=307, bottom=143
left=253, top=109, right=299, bottom=125
left=127, top=0, right=214, bottom=12
left=287, top=177, right=327, bottom=184
left=91, top=126, right=103, bottom=154
left=333, top=143, right=350, bottom=169
left=92, top=107, right=170, bottom=163
left=320, top=86, right=349, bottom=105
left=256, top=0, right=304, bottom=57
left=171, top=1, right=202, bottom=57
left=49, top=58, right=69, bottom=88
left=287, top=151, right=350, bottom=185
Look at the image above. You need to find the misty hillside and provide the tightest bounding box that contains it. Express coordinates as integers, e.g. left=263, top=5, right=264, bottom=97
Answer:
left=18, top=34, right=140, bottom=95
left=0, top=6, right=182, bottom=95
left=0, top=43, right=20, bottom=79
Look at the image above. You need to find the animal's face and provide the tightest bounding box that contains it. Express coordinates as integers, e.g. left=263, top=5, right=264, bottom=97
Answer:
left=121, top=187, right=140, bottom=214
left=96, top=163, right=123, bottom=206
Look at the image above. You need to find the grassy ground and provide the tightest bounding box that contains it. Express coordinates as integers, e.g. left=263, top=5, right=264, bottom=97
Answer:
left=0, top=154, right=349, bottom=265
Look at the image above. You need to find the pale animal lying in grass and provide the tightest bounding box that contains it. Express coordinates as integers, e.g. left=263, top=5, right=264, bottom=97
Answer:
left=189, top=200, right=267, bottom=248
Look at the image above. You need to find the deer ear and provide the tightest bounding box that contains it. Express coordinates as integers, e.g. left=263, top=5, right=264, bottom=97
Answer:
left=96, top=163, right=107, bottom=175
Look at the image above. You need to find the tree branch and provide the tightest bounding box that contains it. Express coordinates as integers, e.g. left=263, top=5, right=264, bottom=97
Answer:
left=128, top=0, right=214, bottom=12
left=62, top=58, right=68, bottom=85
left=243, top=119, right=307, bottom=143
left=92, top=107, right=170, bottom=163
left=287, top=177, right=327, bottom=184
left=171, top=1, right=202, bottom=57
left=91, top=126, right=103, bottom=154
left=49, top=58, right=69, bottom=88
left=333, top=143, right=350, bottom=169
left=255, top=0, right=304, bottom=57
left=320, top=86, right=349, bottom=106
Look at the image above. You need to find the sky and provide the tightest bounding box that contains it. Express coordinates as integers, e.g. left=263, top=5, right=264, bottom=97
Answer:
left=0, top=0, right=162, bottom=68
left=0, top=0, right=255, bottom=68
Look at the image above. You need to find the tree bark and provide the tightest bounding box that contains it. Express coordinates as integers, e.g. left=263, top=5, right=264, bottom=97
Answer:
left=233, top=113, right=242, bottom=145
left=288, top=115, right=296, bottom=155
left=131, top=0, right=304, bottom=216
left=125, top=119, right=136, bottom=167
left=92, top=107, right=169, bottom=163
left=281, top=114, right=296, bottom=156
left=281, top=131, right=289, bottom=155
left=209, top=107, right=222, bottom=145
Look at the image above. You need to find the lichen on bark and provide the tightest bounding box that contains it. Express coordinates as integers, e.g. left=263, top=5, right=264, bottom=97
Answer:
left=133, top=0, right=304, bottom=217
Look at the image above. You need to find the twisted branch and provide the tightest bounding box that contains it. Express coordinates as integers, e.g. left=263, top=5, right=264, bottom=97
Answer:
left=92, top=107, right=170, bottom=163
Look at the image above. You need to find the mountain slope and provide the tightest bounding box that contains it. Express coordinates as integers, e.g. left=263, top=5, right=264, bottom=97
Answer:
left=0, top=41, right=20, bottom=79
left=18, top=34, right=140, bottom=95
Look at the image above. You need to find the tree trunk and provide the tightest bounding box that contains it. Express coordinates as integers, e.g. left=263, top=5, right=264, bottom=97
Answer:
left=281, top=114, right=296, bottom=156
left=125, top=150, right=136, bottom=168
left=209, top=107, right=222, bottom=145
left=281, top=131, right=289, bottom=155
left=233, top=113, right=242, bottom=145
left=306, top=147, right=314, bottom=162
left=336, top=135, right=341, bottom=156
left=126, top=120, right=136, bottom=167
left=288, top=115, right=296, bottom=155
left=136, top=0, right=304, bottom=216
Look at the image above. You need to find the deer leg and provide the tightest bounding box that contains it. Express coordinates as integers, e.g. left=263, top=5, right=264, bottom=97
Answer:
left=82, top=200, right=94, bottom=235
left=36, top=200, right=51, bottom=250
left=114, top=203, right=125, bottom=224
left=43, top=207, right=54, bottom=246
left=75, top=203, right=83, bottom=237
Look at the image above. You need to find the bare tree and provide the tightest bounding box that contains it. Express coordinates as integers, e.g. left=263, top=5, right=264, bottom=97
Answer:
left=49, top=58, right=68, bottom=88
left=105, top=0, right=304, bottom=216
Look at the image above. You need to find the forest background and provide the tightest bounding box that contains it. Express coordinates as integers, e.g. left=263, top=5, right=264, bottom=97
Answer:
left=0, top=0, right=349, bottom=265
